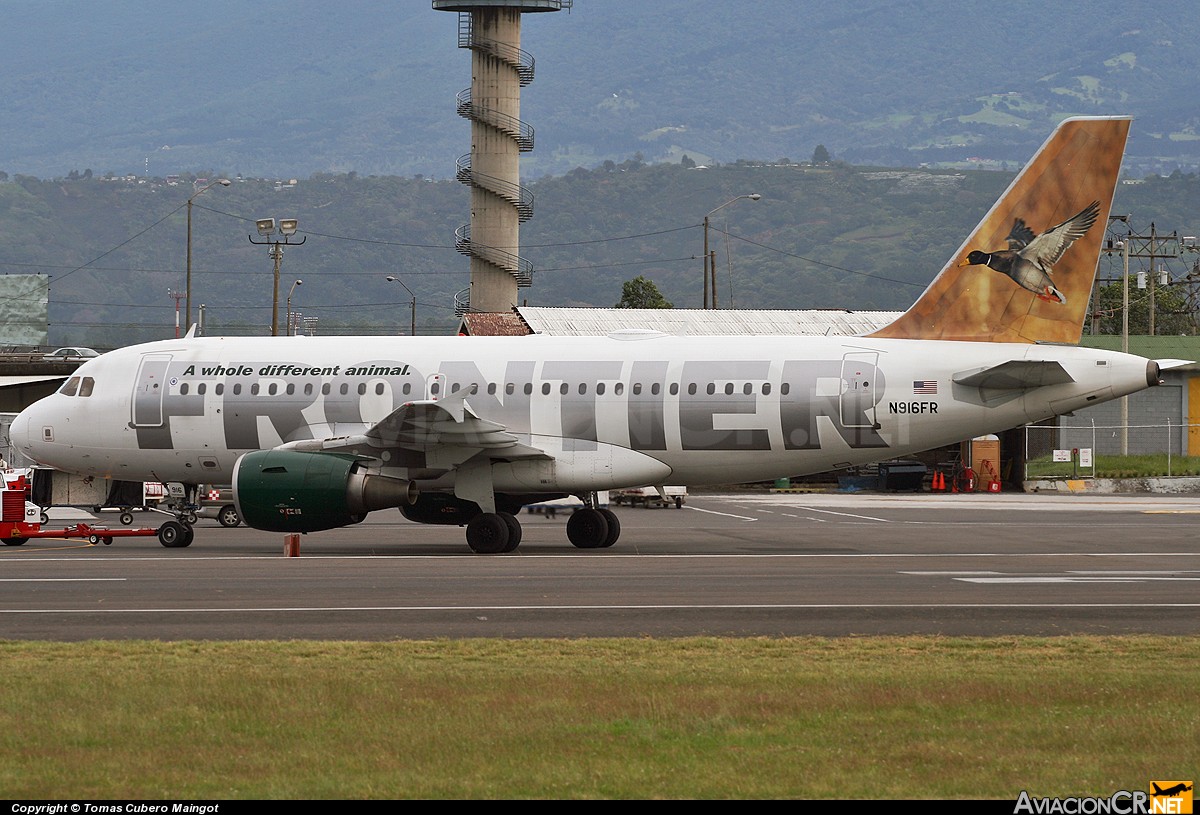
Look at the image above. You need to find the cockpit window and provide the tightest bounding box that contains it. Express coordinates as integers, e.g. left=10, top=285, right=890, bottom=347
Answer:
left=78, top=377, right=95, bottom=397
left=59, top=377, right=80, bottom=396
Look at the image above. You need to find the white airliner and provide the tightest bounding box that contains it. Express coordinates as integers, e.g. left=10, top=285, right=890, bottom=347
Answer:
left=9, top=116, right=1177, bottom=552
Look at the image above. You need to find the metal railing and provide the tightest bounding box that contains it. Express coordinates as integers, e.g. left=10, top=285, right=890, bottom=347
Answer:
left=1025, top=420, right=1200, bottom=479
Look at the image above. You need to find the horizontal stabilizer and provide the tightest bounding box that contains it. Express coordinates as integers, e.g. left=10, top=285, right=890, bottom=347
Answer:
left=952, top=360, right=1074, bottom=391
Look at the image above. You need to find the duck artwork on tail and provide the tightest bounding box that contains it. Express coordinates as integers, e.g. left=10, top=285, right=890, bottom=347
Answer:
left=958, top=201, right=1100, bottom=306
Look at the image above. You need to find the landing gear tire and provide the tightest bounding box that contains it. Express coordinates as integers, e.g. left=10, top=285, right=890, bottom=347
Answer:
left=180, top=511, right=198, bottom=525
left=119, top=511, right=134, bottom=526
left=498, top=511, right=522, bottom=552
left=466, top=512, right=510, bottom=554
left=40, top=511, right=49, bottom=525
left=217, top=505, right=241, bottom=528
left=566, top=507, right=609, bottom=549
left=2, top=537, right=28, bottom=546
left=597, top=508, right=621, bottom=547
left=158, top=520, right=194, bottom=548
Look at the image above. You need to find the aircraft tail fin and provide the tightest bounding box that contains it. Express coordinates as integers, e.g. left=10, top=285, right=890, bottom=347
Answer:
left=867, top=116, right=1131, bottom=344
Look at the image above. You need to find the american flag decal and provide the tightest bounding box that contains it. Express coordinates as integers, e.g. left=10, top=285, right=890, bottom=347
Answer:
left=913, top=380, right=938, bottom=394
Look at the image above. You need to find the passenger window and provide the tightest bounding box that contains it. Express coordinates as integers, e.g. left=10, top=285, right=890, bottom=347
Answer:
left=614, top=382, right=624, bottom=396
left=687, top=383, right=696, bottom=396
left=303, top=384, right=312, bottom=396
left=340, top=384, right=349, bottom=395
left=216, top=384, right=225, bottom=396
left=403, top=383, right=412, bottom=395
left=358, top=383, right=367, bottom=395
left=523, top=383, right=532, bottom=395
left=578, top=383, right=587, bottom=395
left=597, top=383, right=606, bottom=395
left=287, top=383, right=296, bottom=395
left=451, top=383, right=460, bottom=393
left=376, top=383, right=385, bottom=395
left=268, top=383, right=277, bottom=395
left=251, top=384, right=260, bottom=396
left=763, top=382, right=771, bottom=395
left=79, top=377, right=95, bottom=397
left=505, top=383, right=514, bottom=395
left=633, top=383, right=642, bottom=395
left=670, top=383, right=679, bottom=396
left=60, top=377, right=80, bottom=396
left=781, top=383, right=790, bottom=396
left=743, top=383, right=752, bottom=395
left=180, top=383, right=189, bottom=396
left=233, top=384, right=242, bottom=395
left=559, top=383, right=568, bottom=395
left=488, top=383, right=497, bottom=395
left=322, top=383, right=330, bottom=395
left=198, top=383, right=207, bottom=395
left=542, top=383, right=551, bottom=395
left=725, top=383, right=734, bottom=396
left=707, top=383, right=716, bottom=396
left=651, top=383, right=660, bottom=395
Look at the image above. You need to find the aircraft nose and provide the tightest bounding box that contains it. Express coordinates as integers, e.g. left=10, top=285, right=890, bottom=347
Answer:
left=8, top=409, right=31, bottom=459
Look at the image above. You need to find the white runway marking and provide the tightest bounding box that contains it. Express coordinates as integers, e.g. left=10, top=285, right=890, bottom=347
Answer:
left=0, top=578, right=126, bottom=583
left=4, top=602, right=1200, bottom=615
left=684, top=506, right=758, bottom=521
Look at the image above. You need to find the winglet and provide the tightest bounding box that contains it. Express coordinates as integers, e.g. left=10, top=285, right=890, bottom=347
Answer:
left=867, top=116, right=1131, bottom=344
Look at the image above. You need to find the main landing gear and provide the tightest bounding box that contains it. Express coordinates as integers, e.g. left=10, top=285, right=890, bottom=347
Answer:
left=463, top=493, right=620, bottom=554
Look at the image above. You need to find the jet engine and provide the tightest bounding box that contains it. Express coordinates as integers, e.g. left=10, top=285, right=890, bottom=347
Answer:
left=233, top=450, right=417, bottom=533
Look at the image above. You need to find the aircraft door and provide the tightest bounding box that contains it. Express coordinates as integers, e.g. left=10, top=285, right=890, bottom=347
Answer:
left=132, top=354, right=172, bottom=427
left=426, top=372, right=446, bottom=401
left=840, top=352, right=879, bottom=429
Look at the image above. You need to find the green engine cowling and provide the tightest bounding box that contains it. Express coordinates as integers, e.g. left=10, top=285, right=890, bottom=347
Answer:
left=233, top=450, right=417, bottom=533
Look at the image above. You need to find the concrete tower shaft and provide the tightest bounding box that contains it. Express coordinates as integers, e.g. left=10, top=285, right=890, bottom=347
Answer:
left=434, top=1, right=572, bottom=315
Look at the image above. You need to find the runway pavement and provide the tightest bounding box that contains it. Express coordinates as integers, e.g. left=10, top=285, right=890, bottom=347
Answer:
left=2, top=490, right=1198, bottom=639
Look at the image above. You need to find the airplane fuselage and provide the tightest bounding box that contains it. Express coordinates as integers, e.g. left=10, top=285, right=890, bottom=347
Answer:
left=12, top=331, right=1156, bottom=493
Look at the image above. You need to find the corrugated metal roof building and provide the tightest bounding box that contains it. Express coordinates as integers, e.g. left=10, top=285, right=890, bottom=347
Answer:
left=460, top=307, right=902, bottom=337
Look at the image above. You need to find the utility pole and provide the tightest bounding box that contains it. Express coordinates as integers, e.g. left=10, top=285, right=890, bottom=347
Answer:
left=1124, top=223, right=1178, bottom=336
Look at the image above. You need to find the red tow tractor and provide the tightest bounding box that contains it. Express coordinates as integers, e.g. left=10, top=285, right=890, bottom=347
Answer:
left=0, top=471, right=190, bottom=548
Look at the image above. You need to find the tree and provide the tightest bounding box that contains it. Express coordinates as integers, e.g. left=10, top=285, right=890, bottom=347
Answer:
left=616, top=276, right=673, bottom=308
left=680, top=154, right=696, bottom=169
left=812, top=144, right=831, bottom=164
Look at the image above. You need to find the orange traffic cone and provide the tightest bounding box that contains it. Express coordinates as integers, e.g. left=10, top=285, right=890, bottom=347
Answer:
left=932, top=471, right=944, bottom=491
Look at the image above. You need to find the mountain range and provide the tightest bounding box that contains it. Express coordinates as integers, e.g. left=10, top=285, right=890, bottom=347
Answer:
left=3, top=1, right=1200, bottom=180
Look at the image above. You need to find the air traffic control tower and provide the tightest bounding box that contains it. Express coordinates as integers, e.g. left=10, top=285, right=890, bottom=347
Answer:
left=433, top=0, right=572, bottom=315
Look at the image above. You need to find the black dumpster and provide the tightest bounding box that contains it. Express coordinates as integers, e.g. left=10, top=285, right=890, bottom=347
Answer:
left=877, top=459, right=927, bottom=492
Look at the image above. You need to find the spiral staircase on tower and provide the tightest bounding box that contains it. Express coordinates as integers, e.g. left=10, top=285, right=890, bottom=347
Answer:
left=451, top=11, right=538, bottom=316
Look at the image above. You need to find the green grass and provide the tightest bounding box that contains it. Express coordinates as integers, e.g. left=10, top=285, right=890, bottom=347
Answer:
left=1, top=637, right=1196, bottom=799
left=1026, top=454, right=1200, bottom=479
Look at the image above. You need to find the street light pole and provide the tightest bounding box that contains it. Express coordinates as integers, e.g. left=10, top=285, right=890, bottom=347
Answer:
left=286, top=279, right=303, bottom=336
left=386, top=275, right=417, bottom=336
left=703, top=194, right=760, bottom=309
left=185, top=178, right=230, bottom=330
left=249, top=218, right=305, bottom=336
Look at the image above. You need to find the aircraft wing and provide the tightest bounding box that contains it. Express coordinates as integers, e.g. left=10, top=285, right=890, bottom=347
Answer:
left=952, top=360, right=1074, bottom=390
left=277, top=390, right=549, bottom=461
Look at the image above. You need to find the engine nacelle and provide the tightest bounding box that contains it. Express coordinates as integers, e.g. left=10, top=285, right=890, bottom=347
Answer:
left=233, top=450, right=417, bottom=533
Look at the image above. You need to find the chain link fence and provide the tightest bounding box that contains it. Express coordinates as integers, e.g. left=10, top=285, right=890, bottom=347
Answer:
left=1025, top=420, right=1200, bottom=479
